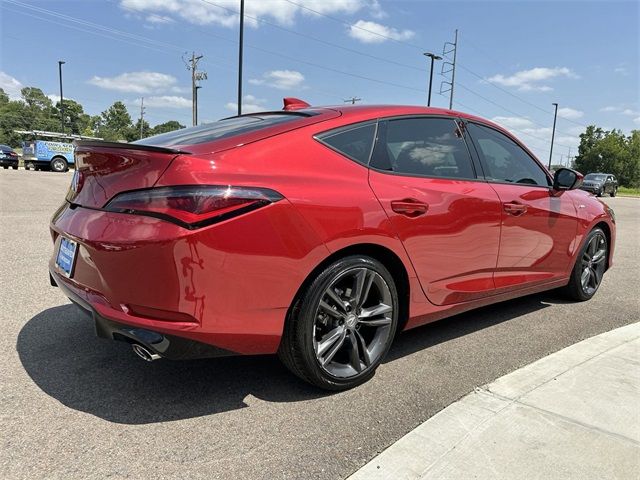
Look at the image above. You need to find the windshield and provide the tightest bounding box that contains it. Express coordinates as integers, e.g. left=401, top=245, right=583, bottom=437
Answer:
left=584, top=174, right=606, bottom=181
left=134, top=113, right=311, bottom=147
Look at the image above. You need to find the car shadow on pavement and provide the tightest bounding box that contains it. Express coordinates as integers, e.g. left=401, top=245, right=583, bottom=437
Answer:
left=18, top=291, right=568, bottom=424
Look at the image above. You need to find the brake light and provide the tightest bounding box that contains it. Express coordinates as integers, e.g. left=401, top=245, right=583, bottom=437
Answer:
left=104, top=185, right=283, bottom=229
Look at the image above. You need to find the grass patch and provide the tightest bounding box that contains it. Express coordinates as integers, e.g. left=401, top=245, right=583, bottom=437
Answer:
left=618, top=186, right=640, bottom=197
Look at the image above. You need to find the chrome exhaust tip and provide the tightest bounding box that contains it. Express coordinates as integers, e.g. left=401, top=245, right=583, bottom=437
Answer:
left=132, top=343, right=161, bottom=362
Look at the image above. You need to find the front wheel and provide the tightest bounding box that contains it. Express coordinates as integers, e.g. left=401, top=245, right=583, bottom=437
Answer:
left=564, top=228, right=608, bottom=301
left=11, top=166, right=18, bottom=170
left=50, top=157, right=68, bottom=172
left=279, top=256, right=399, bottom=390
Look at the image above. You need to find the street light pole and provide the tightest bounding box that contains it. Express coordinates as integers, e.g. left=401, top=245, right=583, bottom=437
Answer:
left=195, top=85, right=201, bottom=125
left=58, top=60, right=65, bottom=134
left=548, top=102, right=559, bottom=170
left=237, top=0, right=245, bottom=116
left=423, top=52, right=442, bottom=107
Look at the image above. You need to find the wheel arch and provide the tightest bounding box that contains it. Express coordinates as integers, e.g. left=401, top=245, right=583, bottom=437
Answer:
left=593, top=220, right=612, bottom=270
left=285, top=243, right=411, bottom=336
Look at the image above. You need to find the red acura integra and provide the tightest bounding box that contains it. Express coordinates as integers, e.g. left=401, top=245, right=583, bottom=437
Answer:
left=50, top=99, right=615, bottom=390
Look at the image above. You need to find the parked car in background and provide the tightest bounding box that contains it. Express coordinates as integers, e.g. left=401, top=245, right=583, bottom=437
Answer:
left=0, top=144, right=19, bottom=169
left=580, top=173, right=618, bottom=197
left=22, top=139, right=74, bottom=172
left=49, top=100, right=616, bottom=390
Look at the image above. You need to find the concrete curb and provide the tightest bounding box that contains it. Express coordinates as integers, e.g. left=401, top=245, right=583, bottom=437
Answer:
left=348, top=322, right=640, bottom=480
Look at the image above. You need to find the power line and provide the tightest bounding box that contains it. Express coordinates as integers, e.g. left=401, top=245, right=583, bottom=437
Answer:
left=197, top=0, right=424, bottom=73
left=281, top=0, right=425, bottom=50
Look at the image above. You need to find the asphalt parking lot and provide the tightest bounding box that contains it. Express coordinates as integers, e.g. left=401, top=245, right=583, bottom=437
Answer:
left=1, top=168, right=638, bottom=480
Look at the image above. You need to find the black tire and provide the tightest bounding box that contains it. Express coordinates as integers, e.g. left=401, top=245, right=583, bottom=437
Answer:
left=564, top=228, right=608, bottom=301
left=2, top=166, right=7, bottom=169
left=610, top=188, right=616, bottom=198
left=11, top=166, right=17, bottom=170
left=278, top=255, right=399, bottom=390
left=50, top=157, right=68, bottom=172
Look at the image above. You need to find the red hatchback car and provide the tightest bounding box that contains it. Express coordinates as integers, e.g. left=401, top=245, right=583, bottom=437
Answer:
left=49, top=100, right=615, bottom=390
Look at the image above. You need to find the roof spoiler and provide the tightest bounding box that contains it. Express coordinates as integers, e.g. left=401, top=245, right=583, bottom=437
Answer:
left=283, top=97, right=311, bottom=111
left=73, top=140, right=190, bottom=154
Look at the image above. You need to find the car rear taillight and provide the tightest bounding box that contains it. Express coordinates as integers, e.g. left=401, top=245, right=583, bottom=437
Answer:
left=104, top=185, right=283, bottom=229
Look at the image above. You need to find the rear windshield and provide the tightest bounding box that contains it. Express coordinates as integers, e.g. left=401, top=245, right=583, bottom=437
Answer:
left=584, top=174, right=606, bottom=181
left=134, top=113, right=312, bottom=147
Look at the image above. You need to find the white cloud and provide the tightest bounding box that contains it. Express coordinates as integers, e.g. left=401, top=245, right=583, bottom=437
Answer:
left=634, top=117, right=640, bottom=125
left=348, top=20, right=415, bottom=44
left=613, top=65, right=628, bottom=75
left=0, top=71, right=23, bottom=99
left=488, top=67, right=578, bottom=91
left=249, top=70, right=305, bottom=90
left=491, top=116, right=534, bottom=129
left=120, top=0, right=365, bottom=28
left=146, top=13, right=174, bottom=24
left=225, top=94, right=267, bottom=113
left=88, top=71, right=180, bottom=94
left=370, top=0, right=387, bottom=19
left=599, top=105, right=639, bottom=116
left=140, top=95, right=191, bottom=108
left=556, top=107, right=584, bottom=120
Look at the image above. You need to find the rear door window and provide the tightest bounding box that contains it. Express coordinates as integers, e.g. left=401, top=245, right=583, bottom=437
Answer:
left=371, top=117, right=476, bottom=180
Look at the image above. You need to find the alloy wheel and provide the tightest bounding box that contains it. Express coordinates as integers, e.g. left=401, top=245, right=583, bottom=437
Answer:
left=312, top=267, right=394, bottom=378
left=580, top=232, right=607, bottom=296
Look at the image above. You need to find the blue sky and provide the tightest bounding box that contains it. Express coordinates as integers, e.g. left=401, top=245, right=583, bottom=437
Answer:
left=1, top=0, right=638, bottom=163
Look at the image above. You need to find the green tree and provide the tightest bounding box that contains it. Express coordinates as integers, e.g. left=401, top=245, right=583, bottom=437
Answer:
left=97, top=101, right=134, bottom=141
left=133, top=118, right=151, bottom=140
left=55, top=99, right=91, bottom=135
left=150, top=120, right=185, bottom=135
left=575, top=126, right=640, bottom=187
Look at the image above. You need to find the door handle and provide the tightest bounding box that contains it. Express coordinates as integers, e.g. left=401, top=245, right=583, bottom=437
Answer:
left=503, top=202, right=528, bottom=216
left=391, top=199, right=428, bottom=217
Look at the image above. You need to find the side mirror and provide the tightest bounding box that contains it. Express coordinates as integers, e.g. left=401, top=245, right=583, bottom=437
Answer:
left=553, top=168, right=583, bottom=191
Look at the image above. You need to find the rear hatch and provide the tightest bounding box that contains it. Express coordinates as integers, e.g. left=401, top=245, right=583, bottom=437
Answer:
left=67, top=142, right=184, bottom=208
left=68, top=109, right=341, bottom=209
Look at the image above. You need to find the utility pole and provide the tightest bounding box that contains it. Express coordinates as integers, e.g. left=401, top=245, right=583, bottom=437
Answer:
left=548, top=102, right=559, bottom=170
left=58, top=60, right=65, bottom=134
left=440, top=29, right=458, bottom=109
left=184, top=52, right=207, bottom=126
left=344, top=97, right=362, bottom=105
left=237, top=0, right=245, bottom=116
left=195, top=86, right=201, bottom=125
left=423, top=52, right=442, bottom=107
left=139, top=97, right=145, bottom=139
left=567, top=147, right=572, bottom=167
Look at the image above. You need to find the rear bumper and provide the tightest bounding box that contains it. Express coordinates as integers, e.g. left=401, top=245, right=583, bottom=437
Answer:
left=49, top=201, right=328, bottom=356
left=0, top=158, right=18, bottom=167
left=50, top=269, right=234, bottom=359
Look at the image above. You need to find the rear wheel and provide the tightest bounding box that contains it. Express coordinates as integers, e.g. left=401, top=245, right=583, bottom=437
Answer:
left=279, top=255, right=399, bottom=390
left=51, top=157, right=68, bottom=172
left=11, top=165, right=17, bottom=170
left=2, top=166, right=7, bottom=169
left=610, top=187, right=617, bottom=197
left=564, top=228, right=608, bottom=301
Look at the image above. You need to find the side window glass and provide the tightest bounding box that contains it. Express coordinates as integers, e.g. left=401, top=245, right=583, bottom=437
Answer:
left=317, top=123, right=376, bottom=165
left=467, top=123, right=551, bottom=186
left=374, top=118, right=475, bottom=179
